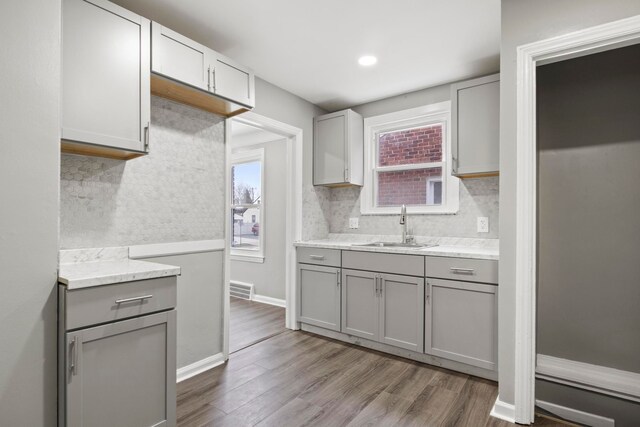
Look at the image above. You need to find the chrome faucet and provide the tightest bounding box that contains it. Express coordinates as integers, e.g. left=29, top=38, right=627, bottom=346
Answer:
left=400, top=204, right=407, bottom=243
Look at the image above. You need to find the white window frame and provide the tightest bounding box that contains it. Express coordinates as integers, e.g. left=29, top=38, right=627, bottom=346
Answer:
left=230, top=148, right=265, bottom=263
left=361, top=102, right=459, bottom=215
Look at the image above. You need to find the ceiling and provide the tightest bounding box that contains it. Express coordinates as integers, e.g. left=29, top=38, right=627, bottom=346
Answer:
left=113, top=0, right=501, bottom=111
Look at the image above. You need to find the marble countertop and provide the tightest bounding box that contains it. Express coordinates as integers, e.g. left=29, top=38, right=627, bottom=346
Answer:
left=295, top=234, right=499, bottom=260
left=59, top=247, right=181, bottom=290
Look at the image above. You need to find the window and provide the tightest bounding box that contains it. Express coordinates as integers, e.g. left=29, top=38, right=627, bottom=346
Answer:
left=361, top=102, right=459, bottom=214
left=230, top=149, right=264, bottom=261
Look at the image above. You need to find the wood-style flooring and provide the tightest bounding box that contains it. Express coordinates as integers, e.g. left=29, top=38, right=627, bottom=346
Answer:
left=229, top=297, right=287, bottom=354
left=178, top=328, right=570, bottom=427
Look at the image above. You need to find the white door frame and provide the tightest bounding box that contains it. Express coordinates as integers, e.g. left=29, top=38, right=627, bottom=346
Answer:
left=223, top=112, right=303, bottom=359
left=513, top=14, right=640, bottom=424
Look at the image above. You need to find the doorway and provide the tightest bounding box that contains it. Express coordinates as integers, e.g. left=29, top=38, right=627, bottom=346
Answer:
left=223, top=112, right=303, bottom=357
left=512, top=15, right=640, bottom=424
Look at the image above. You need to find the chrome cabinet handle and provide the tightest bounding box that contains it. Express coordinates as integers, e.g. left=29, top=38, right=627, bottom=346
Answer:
left=144, top=122, right=150, bottom=152
left=336, top=269, right=341, bottom=287
left=212, top=68, right=216, bottom=92
left=379, top=276, right=384, bottom=297
left=309, top=255, right=325, bottom=260
left=450, top=267, right=475, bottom=274
left=69, top=336, right=77, bottom=375
left=426, top=282, right=430, bottom=304
left=207, top=66, right=211, bottom=91
left=115, top=294, right=153, bottom=304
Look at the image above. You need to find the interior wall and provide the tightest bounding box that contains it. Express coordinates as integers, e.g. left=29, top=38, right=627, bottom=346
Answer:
left=537, top=44, right=640, bottom=372
left=60, top=96, right=225, bottom=248
left=253, top=77, right=331, bottom=240
left=0, top=0, right=61, bottom=425
left=330, top=80, right=500, bottom=239
left=142, top=251, right=224, bottom=368
left=499, top=0, right=640, bottom=409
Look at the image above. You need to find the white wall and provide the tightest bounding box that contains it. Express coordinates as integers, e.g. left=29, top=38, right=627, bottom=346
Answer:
left=499, top=0, right=640, bottom=407
left=0, top=0, right=61, bottom=425
left=231, top=139, right=288, bottom=300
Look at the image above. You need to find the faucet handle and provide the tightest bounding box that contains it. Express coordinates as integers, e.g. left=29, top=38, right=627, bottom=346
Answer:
left=406, top=235, right=415, bottom=244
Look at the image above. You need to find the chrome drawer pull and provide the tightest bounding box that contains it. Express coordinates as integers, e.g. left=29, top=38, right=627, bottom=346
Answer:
left=450, top=267, right=475, bottom=274
left=115, top=294, right=153, bottom=304
left=69, top=336, right=78, bottom=375
left=309, top=255, right=325, bottom=260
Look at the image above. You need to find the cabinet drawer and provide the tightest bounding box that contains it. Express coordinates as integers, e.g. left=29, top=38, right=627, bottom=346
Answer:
left=297, top=247, right=341, bottom=267
left=63, top=276, right=177, bottom=330
left=425, top=256, right=498, bottom=284
left=343, top=251, right=424, bottom=277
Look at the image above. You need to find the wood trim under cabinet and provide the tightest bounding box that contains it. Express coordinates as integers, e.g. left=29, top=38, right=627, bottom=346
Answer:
left=458, top=172, right=499, bottom=179
left=151, top=74, right=249, bottom=117
left=61, top=140, right=146, bottom=160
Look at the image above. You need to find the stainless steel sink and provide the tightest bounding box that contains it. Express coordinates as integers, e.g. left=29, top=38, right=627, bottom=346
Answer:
left=354, top=242, right=438, bottom=249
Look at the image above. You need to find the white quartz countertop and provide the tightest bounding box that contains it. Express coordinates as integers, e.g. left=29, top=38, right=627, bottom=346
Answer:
left=295, top=235, right=499, bottom=260
left=59, top=247, right=181, bottom=290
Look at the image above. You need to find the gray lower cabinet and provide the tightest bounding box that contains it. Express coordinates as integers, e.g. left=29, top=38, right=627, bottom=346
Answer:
left=59, top=277, right=178, bottom=427
left=342, top=269, right=424, bottom=352
left=425, top=278, right=497, bottom=370
left=61, top=0, right=150, bottom=159
left=341, top=269, right=378, bottom=340
left=298, top=263, right=341, bottom=331
left=65, top=311, right=176, bottom=427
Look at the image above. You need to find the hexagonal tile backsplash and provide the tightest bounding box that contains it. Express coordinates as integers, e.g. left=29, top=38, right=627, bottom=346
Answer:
left=60, top=96, right=225, bottom=249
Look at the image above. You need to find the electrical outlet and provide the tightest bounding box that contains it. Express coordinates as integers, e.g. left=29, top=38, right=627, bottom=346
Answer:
left=349, top=217, right=359, bottom=229
left=477, top=217, right=489, bottom=233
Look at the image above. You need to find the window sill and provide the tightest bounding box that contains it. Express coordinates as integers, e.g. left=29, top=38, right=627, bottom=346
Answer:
left=230, top=252, right=265, bottom=263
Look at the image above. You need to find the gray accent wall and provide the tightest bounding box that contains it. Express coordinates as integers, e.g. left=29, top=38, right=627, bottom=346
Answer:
left=60, top=96, right=225, bottom=248
left=499, top=0, right=640, bottom=408
left=143, top=251, right=224, bottom=368
left=329, top=81, right=500, bottom=239
left=230, top=139, right=288, bottom=300
left=537, top=44, right=640, bottom=373
left=0, top=0, right=61, bottom=425
left=253, top=77, right=331, bottom=241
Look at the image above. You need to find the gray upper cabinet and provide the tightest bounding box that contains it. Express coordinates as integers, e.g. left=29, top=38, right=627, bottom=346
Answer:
left=298, top=263, right=341, bottom=331
left=451, top=73, right=500, bottom=177
left=61, top=0, right=150, bottom=159
left=151, top=23, right=209, bottom=92
left=313, top=109, right=364, bottom=187
left=424, top=278, right=497, bottom=371
left=150, top=22, right=255, bottom=115
left=212, top=54, right=255, bottom=108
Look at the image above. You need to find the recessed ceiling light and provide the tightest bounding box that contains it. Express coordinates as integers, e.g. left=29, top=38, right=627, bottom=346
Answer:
left=358, top=55, right=377, bottom=66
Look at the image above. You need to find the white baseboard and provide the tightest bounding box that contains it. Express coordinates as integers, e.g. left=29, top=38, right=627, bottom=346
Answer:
left=176, top=353, right=225, bottom=383
left=252, top=294, right=286, bottom=307
left=490, top=395, right=516, bottom=423
left=536, top=400, right=615, bottom=427
left=536, top=354, right=640, bottom=403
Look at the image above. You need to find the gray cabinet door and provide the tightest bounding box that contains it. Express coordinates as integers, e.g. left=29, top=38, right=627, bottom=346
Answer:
left=451, top=74, right=500, bottom=176
left=379, top=274, right=424, bottom=352
left=62, top=0, right=149, bottom=152
left=151, top=22, right=210, bottom=92
left=314, top=112, right=348, bottom=186
left=425, top=278, right=497, bottom=370
left=341, top=269, right=378, bottom=341
left=65, top=310, right=176, bottom=427
left=298, top=264, right=341, bottom=331
left=213, top=54, right=255, bottom=108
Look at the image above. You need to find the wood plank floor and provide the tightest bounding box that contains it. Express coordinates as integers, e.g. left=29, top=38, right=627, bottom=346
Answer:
left=178, top=329, right=570, bottom=427
left=229, top=297, right=286, bottom=354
